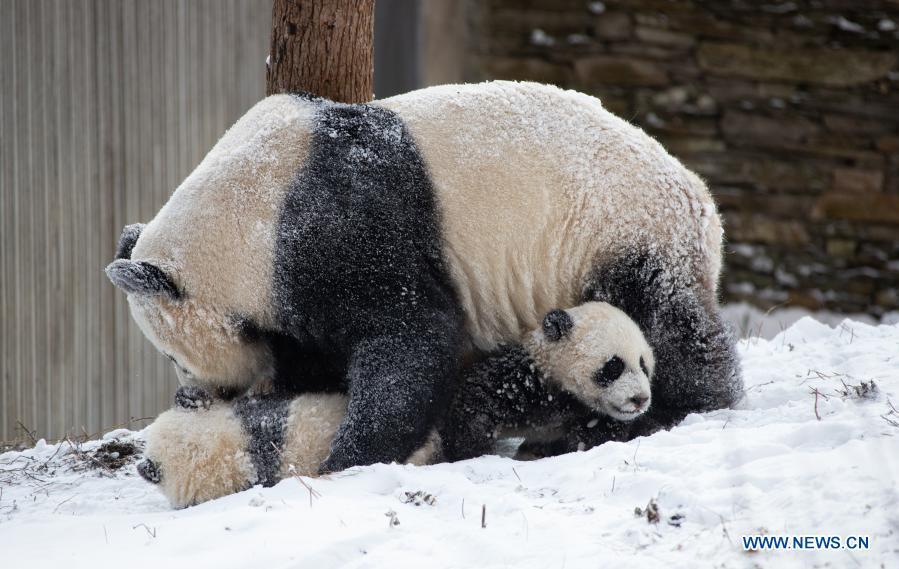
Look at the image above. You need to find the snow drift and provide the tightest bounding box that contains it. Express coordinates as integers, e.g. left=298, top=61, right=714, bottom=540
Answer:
left=1, top=317, right=897, bottom=568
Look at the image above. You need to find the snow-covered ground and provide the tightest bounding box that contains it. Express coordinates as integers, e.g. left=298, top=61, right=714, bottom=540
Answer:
left=1, top=317, right=897, bottom=569
left=722, top=301, right=899, bottom=341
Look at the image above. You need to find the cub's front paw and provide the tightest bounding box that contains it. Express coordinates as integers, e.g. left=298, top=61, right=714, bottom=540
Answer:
left=174, top=385, right=213, bottom=410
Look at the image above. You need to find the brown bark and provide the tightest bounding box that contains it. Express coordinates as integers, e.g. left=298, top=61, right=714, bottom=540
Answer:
left=267, top=0, right=375, bottom=103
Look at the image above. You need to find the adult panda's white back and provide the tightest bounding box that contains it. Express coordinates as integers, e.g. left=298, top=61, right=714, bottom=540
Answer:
left=378, top=81, right=723, bottom=351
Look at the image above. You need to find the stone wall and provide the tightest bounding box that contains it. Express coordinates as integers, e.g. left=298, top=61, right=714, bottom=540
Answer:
left=465, top=0, right=899, bottom=316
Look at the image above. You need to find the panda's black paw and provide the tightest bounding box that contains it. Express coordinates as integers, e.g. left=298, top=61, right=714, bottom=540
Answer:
left=137, top=458, right=162, bottom=484
left=174, top=385, right=213, bottom=410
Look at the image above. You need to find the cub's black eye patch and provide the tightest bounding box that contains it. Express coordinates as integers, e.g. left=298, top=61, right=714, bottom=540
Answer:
left=640, top=356, right=650, bottom=377
left=594, top=355, right=625, bottom=386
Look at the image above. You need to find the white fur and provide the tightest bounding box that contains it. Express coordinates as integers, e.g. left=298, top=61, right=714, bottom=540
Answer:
left=127, top=82, right=721, bottom=391
left=144, top=393, right=440, bottom=508
left=128, top=95, right=315, bottom=393
left=379, top=81, right=722, bottom=350
left=143, top=404, right=256, bottom=509
left=278, top=394, right=349, bottom=478
left=525, top=302, right=654, bottom=421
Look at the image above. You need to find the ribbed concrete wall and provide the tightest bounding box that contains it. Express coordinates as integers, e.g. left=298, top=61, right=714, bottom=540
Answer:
left=0, top=0, right=272, bottom=441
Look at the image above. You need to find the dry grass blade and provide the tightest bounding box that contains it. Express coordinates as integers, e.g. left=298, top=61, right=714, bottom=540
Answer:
left=809, top=388, right=827, bottom=421
left=132, top=523, right=157, bottom=538
left=882, top=398, right=899, bottom=428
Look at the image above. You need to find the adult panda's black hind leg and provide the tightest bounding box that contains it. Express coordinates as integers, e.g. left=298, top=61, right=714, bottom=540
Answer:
left=583, top=252, right=743, bottom=440
left=319, top=323, right=463, bottom=473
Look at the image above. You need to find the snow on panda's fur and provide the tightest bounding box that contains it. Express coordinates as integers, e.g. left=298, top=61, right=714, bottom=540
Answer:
left=139, top=386, right=439, bottom=509
left=140, top=302, right=652, bottom=507
left=107, top=81, right=736, bottom=473
left=440, top=302, right=654, bottom=461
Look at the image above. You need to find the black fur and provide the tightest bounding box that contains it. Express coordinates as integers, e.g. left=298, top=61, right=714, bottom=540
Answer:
left=271, top=100, right=464, bottom=472
left=264, top=330, right=347, bottom=395
left=594, top=356, right=625, bottom=386
left=461, top=252, right=742, bottom=459
left=440, top=345, right=602, bottom=462
left=114, top=223, right=145, bottom=260
left=232, top=395, right=293, bottom=487
left=137, top=457, right=162, bottom=484
left=105, top=259, right=181, bottom=300
left=174, top=385, right=213, bottom=410
left=542, top=309, right=574, bottom=342
left=575, top=251, right=743, bottom=448
left=229, top=315, right=263, bottom=343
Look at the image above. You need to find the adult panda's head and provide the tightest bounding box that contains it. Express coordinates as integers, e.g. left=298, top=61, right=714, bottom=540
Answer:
left=525, top=302, right=654, bottom=421
left=105, top=95, right=317, bottom=396
left=106, top=223, right=274, bottom=396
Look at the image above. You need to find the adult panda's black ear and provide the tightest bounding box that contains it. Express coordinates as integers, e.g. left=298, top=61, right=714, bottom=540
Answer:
left=105, top=259, right=181, bottom=300
left=542, top=309, right=574, bottom=342
left=114, top=223, right=146, bottom=260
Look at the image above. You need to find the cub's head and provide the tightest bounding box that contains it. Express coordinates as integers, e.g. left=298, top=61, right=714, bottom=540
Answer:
left=138, top=386, right=256, bottom=509
left=526, top=302, right=654, bottom=421
left=106, top=224, right=272, bottom=397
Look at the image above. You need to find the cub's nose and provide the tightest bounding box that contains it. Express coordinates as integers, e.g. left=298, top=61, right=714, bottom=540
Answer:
left=629, top=394, right=649, bottom=409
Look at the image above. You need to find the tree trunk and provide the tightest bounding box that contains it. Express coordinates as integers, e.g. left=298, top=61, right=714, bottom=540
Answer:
left=267, top=0, right=375, bottom=103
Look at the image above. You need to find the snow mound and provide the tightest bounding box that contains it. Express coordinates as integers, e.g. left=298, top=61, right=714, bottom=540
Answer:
left=1, top=318, right=897, bottom=568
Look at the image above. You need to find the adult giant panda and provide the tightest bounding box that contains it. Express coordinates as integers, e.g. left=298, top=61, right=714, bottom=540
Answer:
left=106, top=81, right=737, bottom=473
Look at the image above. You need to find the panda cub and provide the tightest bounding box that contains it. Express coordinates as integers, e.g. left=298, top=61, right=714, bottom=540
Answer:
left=139, top=386, right=439, bottom=509
left=139, top=302, right=652, bottom=507
left=440, top=301, right=654, bottom=461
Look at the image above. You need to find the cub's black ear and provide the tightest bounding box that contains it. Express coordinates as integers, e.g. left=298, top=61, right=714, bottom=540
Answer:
left=174, top=385, right=213, bottom=410
left=542, top=309, right=574, bottom=342
left=114, top=223, right=146, bottom=260
left=105, top=259, right=181, bottom=299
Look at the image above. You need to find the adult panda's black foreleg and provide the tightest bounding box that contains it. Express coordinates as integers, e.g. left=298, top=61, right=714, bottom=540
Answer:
left=319, top=322, right=463, bottom=473
left=583, top=252, right=743, bottom=441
